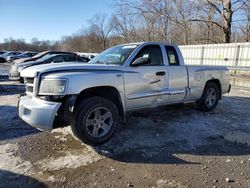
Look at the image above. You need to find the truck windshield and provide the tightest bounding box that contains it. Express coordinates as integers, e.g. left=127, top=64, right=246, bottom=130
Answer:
left=88, top=44, right=137, bottom=65
left=35, top=54, right=55, bottom=62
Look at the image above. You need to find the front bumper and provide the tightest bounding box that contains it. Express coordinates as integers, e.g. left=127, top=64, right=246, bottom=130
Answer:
left=18, top=95, right=61, bottom=131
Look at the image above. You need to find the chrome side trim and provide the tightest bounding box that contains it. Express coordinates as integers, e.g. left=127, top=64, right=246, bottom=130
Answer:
left=127, top=88, right=169, bottom=100
left=128, top=88, right=187, bottom=99
left=169, top=89, right=186, bottom=95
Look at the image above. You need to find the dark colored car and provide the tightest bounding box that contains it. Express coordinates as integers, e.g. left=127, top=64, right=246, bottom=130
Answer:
left=9, top=53, right=87, bottom=81
left=7, top=51, right=38, bottom=63
left=79, top=56, right=90, bottom=62
left=0, top=51, right=7, bottom=55
left=0, top=51, right=22, bottom=63
left=12, top=51, right=77, bottom=65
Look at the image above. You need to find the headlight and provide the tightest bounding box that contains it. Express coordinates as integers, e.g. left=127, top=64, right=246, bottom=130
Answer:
left=39, top=79, right=67, bottom=95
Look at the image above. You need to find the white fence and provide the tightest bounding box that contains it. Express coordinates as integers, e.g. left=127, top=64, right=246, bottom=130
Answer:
left=179, top=42, right=250, bottom=67
left=179, top=42, right=250, bottom=89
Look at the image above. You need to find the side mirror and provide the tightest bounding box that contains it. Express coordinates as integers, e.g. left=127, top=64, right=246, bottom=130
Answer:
left=131, top=57, right=151, bottom=66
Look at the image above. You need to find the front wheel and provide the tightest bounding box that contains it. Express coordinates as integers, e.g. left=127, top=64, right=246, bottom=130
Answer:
left=71, top=96, right=119, bottom=145
left=196, top=82, right=219, bottom=111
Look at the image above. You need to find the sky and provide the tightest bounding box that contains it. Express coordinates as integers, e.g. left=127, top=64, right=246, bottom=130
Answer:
left=0, top=0, right=113, bottom=43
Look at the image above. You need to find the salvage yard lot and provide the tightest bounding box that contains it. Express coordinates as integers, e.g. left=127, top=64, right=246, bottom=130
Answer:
left=0, top=76, right=250, bottom=187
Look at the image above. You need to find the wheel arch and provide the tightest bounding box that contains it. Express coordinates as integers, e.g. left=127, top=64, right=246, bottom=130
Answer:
left=74, top=86, right=125, bottom=120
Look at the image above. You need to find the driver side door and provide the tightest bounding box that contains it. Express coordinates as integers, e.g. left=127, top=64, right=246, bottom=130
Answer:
left=124, top=45, right=169, bottom=110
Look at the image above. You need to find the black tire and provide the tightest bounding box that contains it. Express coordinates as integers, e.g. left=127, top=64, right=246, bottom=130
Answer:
left=19, top=77, right=24, bottom=83
left=0, top=58, right=6, bottom=63
left=196, top=82, right=219, bottom=111
left=71, top=96, right=119, bottom=145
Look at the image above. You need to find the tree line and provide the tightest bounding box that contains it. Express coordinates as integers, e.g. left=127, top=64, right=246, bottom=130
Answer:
left=1, top=0, right=249, bottom=53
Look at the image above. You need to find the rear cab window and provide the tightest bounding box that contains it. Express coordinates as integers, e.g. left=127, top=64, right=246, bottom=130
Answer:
left=165, top=46, right=179, bottom=66
left=53, top=56, right=65, bottom=63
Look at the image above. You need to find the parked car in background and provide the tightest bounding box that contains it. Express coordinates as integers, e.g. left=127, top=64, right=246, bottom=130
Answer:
left=78, top=56, right=90, bottom=62
left=12, top=51, right=77, bottom=64
left=77, top=53, right=98, bottom=60
left=0, top=51, right=7, bottom=55
left=7, top=51, right=37, bottom=63
left=18, top=42, right=231, bottom=145
left=9, top=53, right=87, bottom=81
left=0, top=51, right=22, bottom=63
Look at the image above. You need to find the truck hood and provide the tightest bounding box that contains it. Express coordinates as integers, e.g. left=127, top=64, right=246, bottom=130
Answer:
left=20, top=62, right=122, bottom=77
left=16, top=60, right=40, bottom=67
left=13, top=57, right=30, bottom=64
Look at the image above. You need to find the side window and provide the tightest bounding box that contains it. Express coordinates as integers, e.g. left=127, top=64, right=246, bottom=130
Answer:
left=46, top=58, right=53, bottom=63
left=53, top=56, right=64, bottom=63
left=64, top=56, right=76, bottom=62
left=165, top=46, right=179, bottom=66
left=133, top=45, right=163, bottom=66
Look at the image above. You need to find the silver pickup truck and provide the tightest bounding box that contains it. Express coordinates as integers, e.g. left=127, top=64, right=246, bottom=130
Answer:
left=18, top=42, right=231, bottom=145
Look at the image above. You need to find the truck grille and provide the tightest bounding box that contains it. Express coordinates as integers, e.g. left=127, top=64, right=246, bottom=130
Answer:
left=24, top=77, right=35, bottom=96
left=26, top=78, right=34, bottom=84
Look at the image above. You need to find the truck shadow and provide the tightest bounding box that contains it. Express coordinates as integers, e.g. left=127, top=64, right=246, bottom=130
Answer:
left=0, top=105, right=39, bottom=141
left=0, top=90, right=24, bottom=96
left=0, top=76, right=24, bottom=95
left=0, top=170, right=46, bottom=188
left=92, top=95, right=250, bottom=164
left=0, top=75, right=9, bottom=81
left=3, top=94, right=250, bottom=165
left=0, top=86, right=25, bottom=96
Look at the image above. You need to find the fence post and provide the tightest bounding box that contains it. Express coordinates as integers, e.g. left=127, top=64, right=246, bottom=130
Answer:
left=234, top=45, right=241, bottom=76
left=200, top=46, right=204, bottom=65
left=235, top=45, right=240, bottom=66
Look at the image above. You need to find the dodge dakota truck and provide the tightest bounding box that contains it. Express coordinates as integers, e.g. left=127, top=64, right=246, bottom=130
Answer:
left=18, top=42, right=231, bottom=145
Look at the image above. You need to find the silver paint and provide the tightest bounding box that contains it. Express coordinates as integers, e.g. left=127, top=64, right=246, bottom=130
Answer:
left=19, top=42, right=230, bottom=131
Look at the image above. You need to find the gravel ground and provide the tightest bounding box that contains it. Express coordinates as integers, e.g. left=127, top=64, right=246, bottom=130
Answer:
left=0, top=74, right=250, bottom=187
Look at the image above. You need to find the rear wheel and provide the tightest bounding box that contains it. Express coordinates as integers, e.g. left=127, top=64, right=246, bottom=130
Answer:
left=71, top=96, right=119, bottom=145
left=19, top=77, right=24, bottom=83
left=196, top=82, right=219, bottom=111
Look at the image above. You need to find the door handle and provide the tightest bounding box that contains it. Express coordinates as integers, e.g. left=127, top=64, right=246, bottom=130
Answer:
left=156, top=71, right=166, bottom=76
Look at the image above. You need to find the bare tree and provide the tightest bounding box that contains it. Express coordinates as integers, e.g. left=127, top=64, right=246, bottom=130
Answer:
left=88, top=13, right=112, bottom=51
left=2, top=0, right=250, bottom=52
left=111, top=4, right=138, bottom=42
left=239, top=1, right=250, bottom=41
left=191, top=0, right=247, bottom=43
left=169, top=0, right=200, bottom=44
